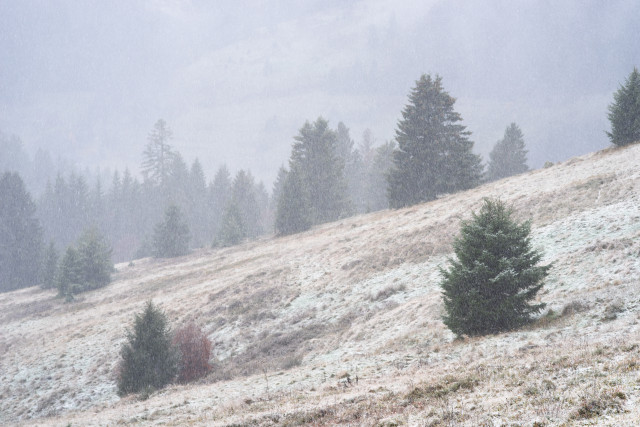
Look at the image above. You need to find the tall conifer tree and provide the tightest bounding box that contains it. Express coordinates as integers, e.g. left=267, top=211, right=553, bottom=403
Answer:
left=388, top=74, right=482, bottom=208
left=290, top=117, right=350, bottom=224
left=142, top=119, right=176, bottom=191
left=607, top=67, right=640, bottom=146
left=275, top=165, right=312, bottom=236
left=0, top=172, right=43, bottom=292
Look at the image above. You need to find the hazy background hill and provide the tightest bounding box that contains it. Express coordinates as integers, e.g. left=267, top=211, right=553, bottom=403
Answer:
left=2, top=0, right=639, bottom=184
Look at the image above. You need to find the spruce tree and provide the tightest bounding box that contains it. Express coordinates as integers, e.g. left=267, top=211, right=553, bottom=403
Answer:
left=216, top=200, right=246, bottom=247
left=56, top=246, right=83, bottom=298
left=290, top=117, right=350, bottom=224
left=335, top=122, right=365, bottom=213
left=117, top=301, right=178, bottom=395
left=387, top=74, right=482, bottom=208
left=439, top=199, right=550, bottom=337
left=607, top=67, right=640, bottom=146
left=141, top=119, right=176, bottom=191
left=271, top=165, right=288, bottom=217
left=56, top=228, right=112, bottom=298
left=152, top=205, right=190, bottom=258
left=486, top=123, right=529, bottom=181
left=230, top=170, right=262, bottom=239
left=0, top=172, right=43, bottom=292
left=187, top=159, right=208, bottom=248
left=275, top=165, right=312, bottom=236
left=76, top=228, right=113, bottom=291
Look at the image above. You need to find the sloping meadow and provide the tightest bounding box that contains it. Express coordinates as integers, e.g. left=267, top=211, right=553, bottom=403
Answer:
left=1, top=144, right=639, bottom=425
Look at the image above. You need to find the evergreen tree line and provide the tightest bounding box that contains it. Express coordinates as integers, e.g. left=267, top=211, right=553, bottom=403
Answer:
left=1, top=76, right=536, bottom=266
left=274, top=74, right=531, bottom=234
left=2, top=68, right=638, bottom=293
left=35, top=120, right=273, bottom=262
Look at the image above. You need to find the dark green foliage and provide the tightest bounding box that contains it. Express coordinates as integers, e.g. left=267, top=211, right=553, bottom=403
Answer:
left=41, top=241, right=59, bottom=289
left=607, top=67, right=640, bottom=146
left=275, top=165, right=312, bottom=236
left=487, top=123, right=529, bottom=182
left=388, top=74, right=483, bottom=208
left=216, top=200, right=246, bottom=247
left=56, top=246, right=83, bottom=298
left=290, top=117, right=350, bottom=224
left=152, top=204, right=190, bottom=258
left=76, top=228, right=113, bottom=290
left=56, top=228, right=113, bottom=298
left=0, top=172, right=43, bottom=292
left=117, top=301, right=178, bottom=395
left=439, top=199, right=550, bottom=337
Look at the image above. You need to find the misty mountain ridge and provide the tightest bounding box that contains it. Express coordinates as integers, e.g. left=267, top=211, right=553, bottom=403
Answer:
left=1, top=142, right=639, bottom=425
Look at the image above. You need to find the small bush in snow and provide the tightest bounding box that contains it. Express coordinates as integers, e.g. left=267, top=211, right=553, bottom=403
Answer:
left=172, top=322, right=212, bottom=383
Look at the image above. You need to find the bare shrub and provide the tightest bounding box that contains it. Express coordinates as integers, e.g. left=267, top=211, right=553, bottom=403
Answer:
left=172, top=322, right=212, bottom=383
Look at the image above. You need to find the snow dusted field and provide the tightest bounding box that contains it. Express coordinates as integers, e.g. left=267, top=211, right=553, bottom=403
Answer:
left=1, top=143, right=639, bottom=426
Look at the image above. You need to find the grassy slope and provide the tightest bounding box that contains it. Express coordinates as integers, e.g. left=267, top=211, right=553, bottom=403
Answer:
left=1, top=144, right=639, bottom=426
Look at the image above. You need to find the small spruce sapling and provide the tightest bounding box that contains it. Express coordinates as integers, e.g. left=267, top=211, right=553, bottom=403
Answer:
left=117, top=301, right=178, bottom=395
left=439, top=198, right=550, bottom=337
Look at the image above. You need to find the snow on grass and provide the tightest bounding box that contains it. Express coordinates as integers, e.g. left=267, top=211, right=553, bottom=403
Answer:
left=2, top=144, right=640, bottom=425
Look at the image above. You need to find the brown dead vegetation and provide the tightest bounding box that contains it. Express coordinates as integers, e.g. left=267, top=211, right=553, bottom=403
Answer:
left=1, top=143, right=640, bottom=425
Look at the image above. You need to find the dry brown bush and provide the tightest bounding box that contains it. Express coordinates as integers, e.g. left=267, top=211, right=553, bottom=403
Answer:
left=172, top=322, right=212, bottom=383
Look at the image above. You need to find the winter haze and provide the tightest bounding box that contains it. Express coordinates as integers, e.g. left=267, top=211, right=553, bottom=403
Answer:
left=1, top=0, right=639, bottom=185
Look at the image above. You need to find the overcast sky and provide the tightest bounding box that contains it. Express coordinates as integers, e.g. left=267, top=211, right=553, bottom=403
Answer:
left=1, top=0, right=639, bottom=187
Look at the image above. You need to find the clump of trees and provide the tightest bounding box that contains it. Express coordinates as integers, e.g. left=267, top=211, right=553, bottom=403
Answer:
left=274, top=118, right=398, bottom=235
left=55, top=228, right=113, bottom=300
left=387, top=74, right=483, bottom=208
left=275, top=118, right=350, bottom=235
left=486, top=123, right=529, bottom=182
left=0, top=172, right=43, bottom=292
left=439, top=199, right=550, bottom=337
left=607, top=67, right=640, bottom=147
left=117, top=302, right=212, bottom=396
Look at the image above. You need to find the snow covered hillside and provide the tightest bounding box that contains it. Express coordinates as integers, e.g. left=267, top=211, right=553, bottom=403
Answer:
left=1, top=143, right=639, bottom=426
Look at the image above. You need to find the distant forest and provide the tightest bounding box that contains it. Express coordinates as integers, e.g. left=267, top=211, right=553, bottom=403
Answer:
left=0, top=69, right=565, bottom=274
left=0, top=118, right=396, bottom=262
